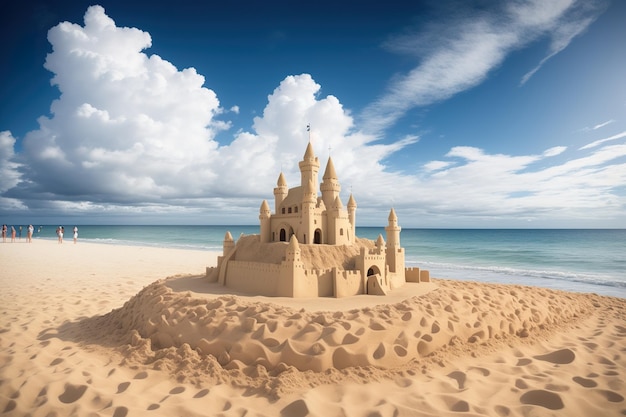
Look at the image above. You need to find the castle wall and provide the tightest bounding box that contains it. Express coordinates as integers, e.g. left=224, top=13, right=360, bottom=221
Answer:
left=334, top=269, right=364, bottom=297
left=292, top=269, right=334, bottom=297
left=405, top=267, right=421, bottom=282
left=223, top=260, right=282, bottom=296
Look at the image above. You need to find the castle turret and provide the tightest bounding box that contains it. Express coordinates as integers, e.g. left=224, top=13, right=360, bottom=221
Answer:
left=259, top=200, right=271, bottom=243
left=301, top=178, right=317, bottom=244
left=347, top=193, right=357, bottom=238
left=285, top=234, right=301, bottom=263
left=273, top=172, right=288, bottom=213
left=299, top=142, right=320, bottom=196
left=376, top=234, right=386, bottom=250
left=321, top=157, right=341, bottom=211
left=385, top=208, right=404, bottom=273
left=223, top=231, right=235, bottom=258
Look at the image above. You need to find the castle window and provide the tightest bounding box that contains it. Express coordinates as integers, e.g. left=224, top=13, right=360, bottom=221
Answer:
left=294, top=206, right=298, bottom=213
left=282, top=208, right=285, bottom=214
left=288, top=207, right=292, bottom=214
left=340, top=228, right=344, bottom=236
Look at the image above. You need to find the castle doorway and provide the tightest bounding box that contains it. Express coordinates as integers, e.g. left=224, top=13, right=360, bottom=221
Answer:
left=367, top=266, right=381, bottom=276
left=366, top=266, right=382, bottom=295
left=314, top=229, right=322, bottom=244
left=280, top=229, right=286, bottom=241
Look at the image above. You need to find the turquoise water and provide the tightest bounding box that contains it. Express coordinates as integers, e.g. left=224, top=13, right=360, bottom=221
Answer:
left=20, top=225, right=626, bottom=298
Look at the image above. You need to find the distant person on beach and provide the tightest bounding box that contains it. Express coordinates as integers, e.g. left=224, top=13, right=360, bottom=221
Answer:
left=57, top=226, right=64, bottom=244
left=73, top=226, right=78, bottom=244
left=27, top=225, right=33, bottom=243
left=1, top=224, right=6, bottom=242
left=10, top=226, right=16, bottom=242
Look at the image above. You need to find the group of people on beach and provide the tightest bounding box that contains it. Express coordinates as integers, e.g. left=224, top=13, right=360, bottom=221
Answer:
left=1, top=224, right=77, bottom=244
left=1, top=224, right=35, bottom=243
left=55, top=226, right=79, bottom=244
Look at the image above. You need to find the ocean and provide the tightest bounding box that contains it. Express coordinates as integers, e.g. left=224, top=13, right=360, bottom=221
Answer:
left=22, top=225, right=626, bottom=298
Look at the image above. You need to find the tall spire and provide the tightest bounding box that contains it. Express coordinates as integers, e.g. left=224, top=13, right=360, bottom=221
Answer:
left=347, top=193, right=357, bottom=209
left=277, top=172, right=287, bottom=187
left=322, top=157, right=338, bottom=181
left=299, top=141, right=320, bottom=195
left=303, top=141, right=315, bottom=160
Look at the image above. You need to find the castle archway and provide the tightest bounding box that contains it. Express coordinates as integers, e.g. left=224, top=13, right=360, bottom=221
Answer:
left=367, top=265, right=381, bottom=277
left=314, top=229, right=322, bottom=244
left=278, top=224, right=294, bottom=242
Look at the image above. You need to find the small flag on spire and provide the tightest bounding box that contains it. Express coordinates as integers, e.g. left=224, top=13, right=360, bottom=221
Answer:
left=306, top=124, right=310, bottom=132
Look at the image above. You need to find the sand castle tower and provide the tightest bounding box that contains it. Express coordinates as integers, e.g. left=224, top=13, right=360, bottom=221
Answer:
left=385, top=208, right=404, bottom=273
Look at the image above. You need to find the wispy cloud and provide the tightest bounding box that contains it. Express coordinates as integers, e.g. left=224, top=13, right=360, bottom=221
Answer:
left=361, top=0, right=606, bottom=134
left=579, top=131, right=626, bottom=150
left=519, top=1, right=605, bottom=85
left=592, top=119, right=615, bottom=130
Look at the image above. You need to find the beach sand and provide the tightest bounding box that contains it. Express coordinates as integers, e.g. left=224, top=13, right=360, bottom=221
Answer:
left=1, top=240, right=624, bottom=416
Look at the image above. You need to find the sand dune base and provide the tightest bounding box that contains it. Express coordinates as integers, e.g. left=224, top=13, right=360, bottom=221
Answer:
left=1, top=240, right=625, bottom=416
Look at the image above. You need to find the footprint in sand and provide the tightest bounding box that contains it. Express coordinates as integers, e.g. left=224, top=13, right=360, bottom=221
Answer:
left=49, top=358, right=64, bottom=366
left=134, top=371, right=148, bottom=379
left=533, top=348, right=575, bottom=365
left=447, top=371, right=466, bottom=390
left=2, top=400, right=16, bottom=413
left=116, top=382, right=130, bottom=393
left=170, top=386, right=185, bottom=395
left=520, top=390, right=564, bottom=410
left=193, top=388, right=210, bottom=398
left=572, top=376, right=598, bottom=388
left=112, top=406, right=128, bottom=417
left=594, top=389, right=624, bottom=403
left=58, top=383, right=88, bottom=404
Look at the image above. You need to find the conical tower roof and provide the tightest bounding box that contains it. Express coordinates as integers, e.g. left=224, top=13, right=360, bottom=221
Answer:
left=322, top=157, right=338, bottom=180
left=303, top=141, right=315, bottom=160
left=287, top=234, right=300, bottom=251
left=333, top=195, right=344, bottom=209
left=347, top=193, right=357, bottom=208
left=277, top=172, right=287, bottom=186
left=388, top=207, right=397, bottom=221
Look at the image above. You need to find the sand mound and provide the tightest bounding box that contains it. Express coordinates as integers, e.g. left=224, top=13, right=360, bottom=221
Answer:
left=68, top=277, right=594, bottom=378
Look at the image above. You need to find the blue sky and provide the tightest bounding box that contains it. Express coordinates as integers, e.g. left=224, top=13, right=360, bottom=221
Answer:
left=1, top=0, right=625, bottom=228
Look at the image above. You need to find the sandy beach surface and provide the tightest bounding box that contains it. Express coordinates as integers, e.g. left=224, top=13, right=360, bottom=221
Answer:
left=1, top=239, right=624, bottom=416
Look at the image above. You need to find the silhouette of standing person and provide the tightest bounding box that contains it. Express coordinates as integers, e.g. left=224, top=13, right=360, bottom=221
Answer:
left=27, top=225, right=33, bottom=243
left=73, top=226, right=78, bottom=244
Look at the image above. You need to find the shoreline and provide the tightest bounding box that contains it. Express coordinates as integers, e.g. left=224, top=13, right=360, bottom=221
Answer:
left=1, top=240, right=625, bottom=416
left=6, top=235, right=624, bottom=299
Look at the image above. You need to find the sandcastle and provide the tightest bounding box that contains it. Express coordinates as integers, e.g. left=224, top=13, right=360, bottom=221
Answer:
left=206, top=142, right=429, bottom=297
